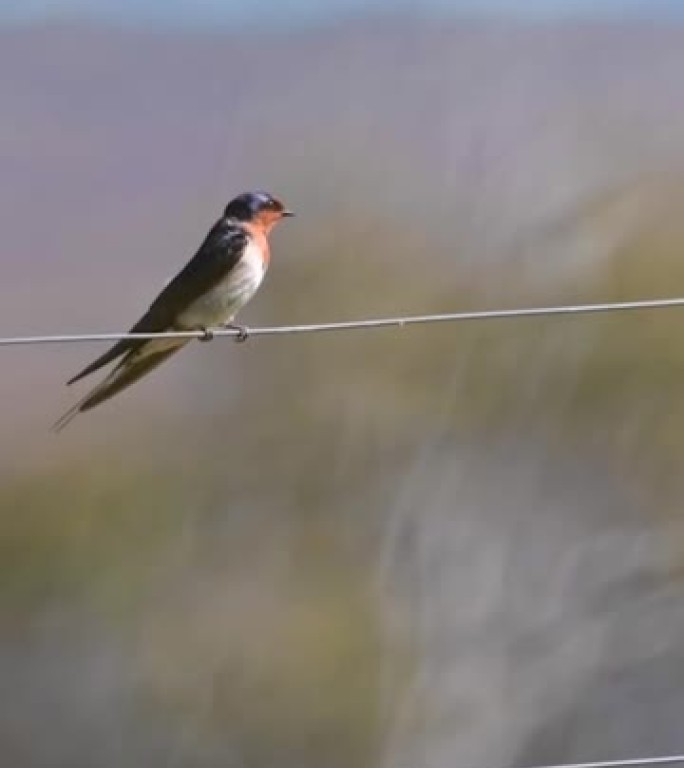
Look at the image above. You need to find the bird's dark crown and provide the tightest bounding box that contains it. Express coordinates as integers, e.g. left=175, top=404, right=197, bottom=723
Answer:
left=224, top=191, right=289, bottom=221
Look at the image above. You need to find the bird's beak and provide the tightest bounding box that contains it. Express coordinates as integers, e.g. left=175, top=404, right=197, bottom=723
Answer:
left=281, top=209, right=295, bottom=217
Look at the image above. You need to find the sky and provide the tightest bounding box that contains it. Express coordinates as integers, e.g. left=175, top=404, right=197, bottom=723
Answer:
left=2, top=0, right=684, bottom=28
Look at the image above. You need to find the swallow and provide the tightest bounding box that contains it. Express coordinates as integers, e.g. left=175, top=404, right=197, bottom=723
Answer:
left=52, top=191, right=293, bottom=432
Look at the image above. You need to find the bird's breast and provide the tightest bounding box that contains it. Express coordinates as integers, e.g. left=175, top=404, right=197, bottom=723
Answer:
left=177, top=239, right=266, bottom=328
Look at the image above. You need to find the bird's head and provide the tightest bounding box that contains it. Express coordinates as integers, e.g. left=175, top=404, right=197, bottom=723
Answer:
left=224, top=191, right=294, bottom=232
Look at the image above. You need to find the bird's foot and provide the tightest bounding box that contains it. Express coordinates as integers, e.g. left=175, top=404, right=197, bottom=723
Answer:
left=224, top=323, right=250, bottom=343
left=199, top=327, right=215, bottom=342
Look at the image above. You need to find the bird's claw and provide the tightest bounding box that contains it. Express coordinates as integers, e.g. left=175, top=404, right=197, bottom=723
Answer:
left=225, top=323, right=250, bottom=343
left=199, top=324, right=249, bottom=342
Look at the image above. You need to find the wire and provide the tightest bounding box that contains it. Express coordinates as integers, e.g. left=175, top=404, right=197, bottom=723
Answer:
left=524, top=756, right=684, bottom=768
left=2, top=296, right=684, bottom=347
left=5, top=298, right=684, bottom=768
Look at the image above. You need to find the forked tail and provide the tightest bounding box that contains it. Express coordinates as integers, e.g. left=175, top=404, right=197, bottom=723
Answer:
left=52, top=340, right=188, bottom=432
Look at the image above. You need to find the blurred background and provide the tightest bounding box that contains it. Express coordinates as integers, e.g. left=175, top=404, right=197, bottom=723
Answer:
left=3, top=1, right=684, bottom=766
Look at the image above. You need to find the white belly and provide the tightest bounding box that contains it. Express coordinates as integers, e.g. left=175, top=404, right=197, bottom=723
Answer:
left=177, top=241, right=265, bottom=329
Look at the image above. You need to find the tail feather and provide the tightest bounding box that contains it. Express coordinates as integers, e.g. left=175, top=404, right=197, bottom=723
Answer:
left=53, top=340, right=188, bottom=432
left=51, top=400, right=87, bottom=434
left=67, top=337, right=137, bottom=386
left=66, top=306, right=168, bottom=386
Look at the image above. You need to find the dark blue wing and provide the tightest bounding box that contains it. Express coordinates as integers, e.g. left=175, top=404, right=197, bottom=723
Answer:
left=67, top=218, right=248, bottom=385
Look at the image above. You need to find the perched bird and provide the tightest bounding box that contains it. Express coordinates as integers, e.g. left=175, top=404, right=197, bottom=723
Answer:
left=52, top=191, right=293, bottom=431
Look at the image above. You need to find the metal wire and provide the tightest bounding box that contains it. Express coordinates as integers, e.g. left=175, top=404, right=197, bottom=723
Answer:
left=5, top=299, right=684, bottom=768
left=523, top=756, right=684, bottom=768
left=2, top=296, right=684, bottom=347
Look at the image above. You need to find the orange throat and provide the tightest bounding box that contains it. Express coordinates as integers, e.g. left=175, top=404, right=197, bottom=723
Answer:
left=243, top=221, right=271, bottom=268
